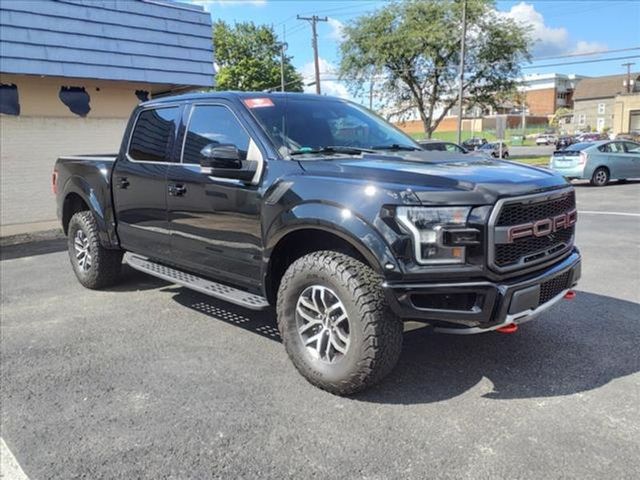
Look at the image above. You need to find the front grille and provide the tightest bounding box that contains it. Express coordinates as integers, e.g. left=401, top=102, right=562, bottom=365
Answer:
left=490, top=189, right=576, bottom=272
left=496, top=191, right=576, bottom=226
left=495, top=227, right=574, bottom=267
left=538, top=271, right=571, bottom=305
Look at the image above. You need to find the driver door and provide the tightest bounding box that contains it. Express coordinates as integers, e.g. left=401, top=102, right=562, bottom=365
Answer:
left=167, top=102, right=264, bottom=290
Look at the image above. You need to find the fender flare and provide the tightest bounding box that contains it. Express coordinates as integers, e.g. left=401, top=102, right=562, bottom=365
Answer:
left=265, top=202, right=400, bottom=275
left=61, top=175, right=118, bottom=248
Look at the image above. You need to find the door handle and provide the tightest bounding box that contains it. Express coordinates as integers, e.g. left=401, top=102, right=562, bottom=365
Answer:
left=117, top=177, right=130, bottom=189
left=168, top=184, right=187, bottom=197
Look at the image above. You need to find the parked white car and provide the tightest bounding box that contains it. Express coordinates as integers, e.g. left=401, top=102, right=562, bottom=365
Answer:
left=536, top=134, right=557, bottom=146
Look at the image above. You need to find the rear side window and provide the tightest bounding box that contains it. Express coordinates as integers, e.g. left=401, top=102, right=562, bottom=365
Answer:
left=623, top=141, right=640, bottom=152
left=182, top=105, right=250, bottom=164
left=128, top=107, right=180, bottom=162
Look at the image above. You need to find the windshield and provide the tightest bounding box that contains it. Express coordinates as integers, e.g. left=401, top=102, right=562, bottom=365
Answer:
left=245, top=96, right=419, bottom=157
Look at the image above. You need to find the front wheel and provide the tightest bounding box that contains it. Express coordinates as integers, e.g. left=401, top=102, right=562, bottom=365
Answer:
left=277, top=251, right=403, bottom=395
left=67, top=211, right=123, bottom=289
left=590, top=167, right=609, bottom=187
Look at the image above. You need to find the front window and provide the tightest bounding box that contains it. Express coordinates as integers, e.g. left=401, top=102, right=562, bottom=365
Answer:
left=182, top=105, right=250, bottom=163
left=245, top=96, right=419, bottom=157
left=598, top=103, right=606, bottom=114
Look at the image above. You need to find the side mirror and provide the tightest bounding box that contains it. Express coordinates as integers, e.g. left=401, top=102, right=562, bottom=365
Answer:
left=199, top=143, right=256, bottom=182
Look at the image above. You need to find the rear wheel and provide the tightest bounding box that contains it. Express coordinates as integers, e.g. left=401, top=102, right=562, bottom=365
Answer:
left=590, top=167, right=609, bottom=187
left=67, top=211, right=123, bottom=289
left=277, top=251, right=403, bottom=395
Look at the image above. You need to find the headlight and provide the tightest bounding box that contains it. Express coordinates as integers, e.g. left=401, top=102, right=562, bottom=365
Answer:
left=396, top=206, right=471, bottom=264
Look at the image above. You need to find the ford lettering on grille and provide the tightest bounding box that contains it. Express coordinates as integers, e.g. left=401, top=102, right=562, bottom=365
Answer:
left=490, top=189, right=576, bottom=272
left=506, top=209, right=577, bottom=243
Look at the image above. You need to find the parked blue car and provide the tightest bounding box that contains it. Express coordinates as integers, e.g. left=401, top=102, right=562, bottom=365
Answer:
left=549, top=140, right=640, bottom=186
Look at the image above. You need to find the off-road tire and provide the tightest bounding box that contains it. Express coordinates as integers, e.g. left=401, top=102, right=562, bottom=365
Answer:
left=67, top=211, right=123, bottom=289
left=590, top=167, right=609, bottom=187
left=277, top=251, right=403, bottom=395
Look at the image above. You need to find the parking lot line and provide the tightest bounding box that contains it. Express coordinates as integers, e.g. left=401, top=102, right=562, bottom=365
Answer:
left=579, top=211, right=640, bottom=217
left=0, top=438, right=29, bottom=480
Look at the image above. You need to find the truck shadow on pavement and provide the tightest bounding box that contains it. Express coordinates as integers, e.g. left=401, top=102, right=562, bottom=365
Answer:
left=167, top=284, right=639, bottom=405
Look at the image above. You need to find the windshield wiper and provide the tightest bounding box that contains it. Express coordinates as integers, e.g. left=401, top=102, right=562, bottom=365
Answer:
left=289, top=146, right=374, bottom=156
left=371, top=144, right=421, bottom=151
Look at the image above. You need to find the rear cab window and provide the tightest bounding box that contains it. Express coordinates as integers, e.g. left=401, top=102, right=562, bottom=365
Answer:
left=128, top=107, right=181, bottom=162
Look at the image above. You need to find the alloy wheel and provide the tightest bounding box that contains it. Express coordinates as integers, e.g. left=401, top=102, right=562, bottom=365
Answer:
left=74, top=229, right=92, bottom=271
left=296, top=285, right=350, bottom=364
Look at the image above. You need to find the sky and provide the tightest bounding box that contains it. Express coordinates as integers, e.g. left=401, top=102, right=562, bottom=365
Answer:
left=190, top=0, right=640, bottom=99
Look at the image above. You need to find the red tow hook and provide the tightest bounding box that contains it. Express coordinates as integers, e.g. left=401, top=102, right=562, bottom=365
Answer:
left=564, top=290, right=576, bottom=300
left=496, top=323, right=518, bottom=334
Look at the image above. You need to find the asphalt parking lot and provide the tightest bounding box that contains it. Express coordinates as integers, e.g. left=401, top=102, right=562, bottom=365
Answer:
left=1, top=181, right=639, bottom=479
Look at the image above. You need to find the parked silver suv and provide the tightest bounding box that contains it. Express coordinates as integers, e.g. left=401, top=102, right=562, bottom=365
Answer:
left=479, top=141, right=509, bottom=158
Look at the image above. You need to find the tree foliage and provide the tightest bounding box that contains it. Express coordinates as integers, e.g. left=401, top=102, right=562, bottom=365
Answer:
left=213, top=21, right=303, bottom=92
left=339, top=0, right=532, bottom=137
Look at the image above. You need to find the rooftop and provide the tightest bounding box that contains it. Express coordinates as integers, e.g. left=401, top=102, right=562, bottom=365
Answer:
left=0, top=0, right=215, bottom=88
left=573, top=73, right=640, bottom=100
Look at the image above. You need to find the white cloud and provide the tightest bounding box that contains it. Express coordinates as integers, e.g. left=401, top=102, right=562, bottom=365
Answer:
left=502, top=2, right=568, bottom=57
left=327, top=17, right=346, bottom=41
left=501, top=2, right=607, bottom=58
left=571, top=40, right=608, bottom=56
left=301, top=58, right=349, bottom=98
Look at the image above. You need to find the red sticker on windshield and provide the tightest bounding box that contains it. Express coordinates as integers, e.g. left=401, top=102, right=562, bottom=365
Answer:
left=244, top=98, right=274, bottom=109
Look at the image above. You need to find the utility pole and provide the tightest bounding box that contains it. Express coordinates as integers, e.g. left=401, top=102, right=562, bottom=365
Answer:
left=622, top=62, right=635, bottom=93
left=455, top=0, right=467, bottom=145
left=369, top=74, right=374, bottom=110
left=297, top=14, right=328, bottom=95
left=279, top=41, right=288, bottom=92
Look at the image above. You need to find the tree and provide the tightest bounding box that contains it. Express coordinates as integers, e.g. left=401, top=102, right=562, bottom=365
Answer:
left=213, top=21, right=303, bottom=92
left=339, top=0, right=531, bottom=137
left=550, top=107, right=573, bottom=129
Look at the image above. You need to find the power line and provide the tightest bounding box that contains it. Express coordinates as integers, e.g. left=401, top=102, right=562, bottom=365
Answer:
left=522, top=54, right=640, bottom=69
left=529, top=46, right=640, bottom=62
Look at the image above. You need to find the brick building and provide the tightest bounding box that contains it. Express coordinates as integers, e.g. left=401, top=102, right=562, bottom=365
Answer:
left=520, top=73, right=585, bottom=117
left=0, top=0, right=214, bottom=236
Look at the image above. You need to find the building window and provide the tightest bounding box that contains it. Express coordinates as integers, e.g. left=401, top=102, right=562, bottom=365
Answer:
left=596, top=117, right=605, bottom=132
left=597, top=103, right=605, bottom=114
left=128, top=107, right=180, bottom=162
left=59, top=86, right=91, bottom=117
left=0, top=83, right=20, bottom=115
left=578, top=114, right=586, bottom=126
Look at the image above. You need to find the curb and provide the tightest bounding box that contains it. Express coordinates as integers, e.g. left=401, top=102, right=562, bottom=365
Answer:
left=0, top=228, right=65, bottom=248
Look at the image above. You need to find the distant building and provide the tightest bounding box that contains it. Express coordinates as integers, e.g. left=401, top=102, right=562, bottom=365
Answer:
left=0, top=0, right=214, bottom=236
left=519, top=73, right=585, bottom=117
left=569, top=73, right=640, bottom=134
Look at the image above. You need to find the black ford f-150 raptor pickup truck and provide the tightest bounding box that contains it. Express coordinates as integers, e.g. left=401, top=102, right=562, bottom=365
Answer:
left=54, top=92, right=581, bottom=395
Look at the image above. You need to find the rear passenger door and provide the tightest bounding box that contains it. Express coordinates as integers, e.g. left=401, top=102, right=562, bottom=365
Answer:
left=113, top=105, right=181, bottom=259
left=622, top=142, right=640, bottom=178
left=602, top=142, right=634, bottom=178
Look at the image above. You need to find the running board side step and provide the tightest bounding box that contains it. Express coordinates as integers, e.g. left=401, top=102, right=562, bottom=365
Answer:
left=125, top=253, right=269, bottom=310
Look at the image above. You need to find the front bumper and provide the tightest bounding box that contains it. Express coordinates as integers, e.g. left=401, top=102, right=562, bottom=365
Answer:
left=383, top=248, right=581, bottom=334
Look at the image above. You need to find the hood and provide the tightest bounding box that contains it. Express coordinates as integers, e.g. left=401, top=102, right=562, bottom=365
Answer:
left=298, top=151, right=568, bottom=205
